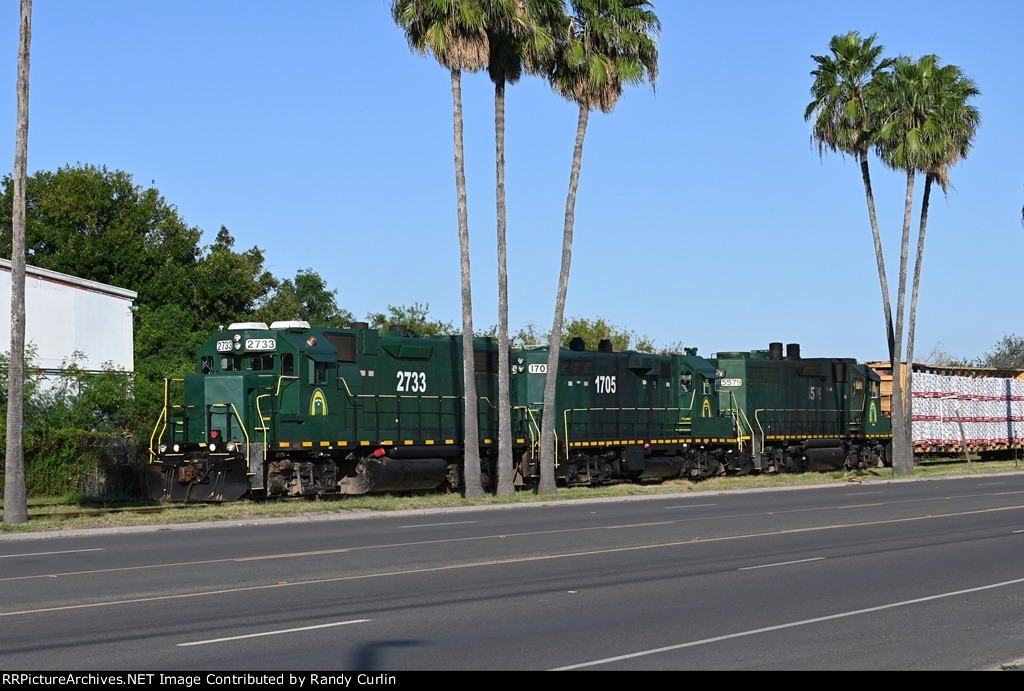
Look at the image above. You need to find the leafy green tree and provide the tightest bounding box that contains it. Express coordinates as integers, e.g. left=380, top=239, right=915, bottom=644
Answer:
left=366, top=302, right=455, bottom=336
left=505, top=317, right=670, bottom=353
left=257, top=267, right=352, bottom=327
left=0, top=164, right=202, bottom=308
left=5, top=0, right=31, bottom=524
left=563, top=316, right=654, bottom=352
left=537, top=0, right=660, bottom=494
left=193, top=226, right=278, bottom=330
left=977, top=334, right=1024, bottom=370
left=392, top=0, right=492, bottom=497
left=0, top=167, right=282, bottom=465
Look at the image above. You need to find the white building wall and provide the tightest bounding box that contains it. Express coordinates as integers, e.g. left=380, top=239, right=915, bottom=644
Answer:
left=0, top=259, right=137, bottom=374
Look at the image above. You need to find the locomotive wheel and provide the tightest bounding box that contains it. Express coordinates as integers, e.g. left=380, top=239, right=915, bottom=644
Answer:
left=727, top=453, right=755, bottom=476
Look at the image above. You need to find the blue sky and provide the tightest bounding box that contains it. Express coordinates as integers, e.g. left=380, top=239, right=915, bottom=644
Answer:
left=0, top=1, right=1020, bottom=364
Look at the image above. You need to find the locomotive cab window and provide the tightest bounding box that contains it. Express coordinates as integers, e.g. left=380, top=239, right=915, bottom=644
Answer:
left=312, top=362, right=328, bottom=385
left=282, top=353, right=294, bottom=377
left=248, top=354, right=274, bottom=371
left=680, top=372, right=692, bottom=392
left=853, top=378, right=864, bottom=392
left=201, top=356, right=213, bottom=375
left=869, top=380, right=880, bottom=399
left=221, top=355, right=242, bottom=372
left=308, top=353, right=332, bottom=385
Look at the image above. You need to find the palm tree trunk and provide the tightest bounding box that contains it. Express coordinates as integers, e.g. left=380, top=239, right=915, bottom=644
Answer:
left=495, top=78, right=514, bottom=496
left=891, top=167, right=915, bottom=477
left=4, top=0, right=31, bottom=525
left=539, top=105, right=589, bottom=494
left=451, top=67, right=482, bottom=498
left=903, top=174, right=934, bottom=453
left=858, top=149, right=895, bottom=362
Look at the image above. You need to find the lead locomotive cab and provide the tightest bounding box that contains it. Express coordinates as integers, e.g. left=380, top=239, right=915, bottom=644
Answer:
left=147, top=321, right=490, bottom=501
left=148, top=320, right=310, bottom=501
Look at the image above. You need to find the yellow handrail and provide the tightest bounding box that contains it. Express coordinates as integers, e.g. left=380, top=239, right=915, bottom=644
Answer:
left=148, top=377, right=183, bottom=462
left=513, top=405, right=541, bottom=458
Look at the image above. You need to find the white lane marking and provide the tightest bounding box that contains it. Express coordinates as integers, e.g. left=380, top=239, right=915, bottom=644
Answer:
left=552, top=576, right=1024, bottom=670
left=1011, top=530, right=1024, bottom=534
left=846, top=491, right=882, bottom=495
left=739, top=557, right=825, bottom=571
left=663, top=504, right=717, bottom=509
left=0, top=548, right=104, bottom=559
left=977, top=482, right=1006, bottom=487
left=400, top=520, right=478, bottom=528
left=178, top=619, right=371, bottom=647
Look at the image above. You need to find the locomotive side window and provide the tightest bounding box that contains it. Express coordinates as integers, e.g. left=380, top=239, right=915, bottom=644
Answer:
left=221, top=355, right=242, bottom=371
left=282, top=353, right=294, bottom=376
left=249, top=354, right=274, bottom=371
left=853, top=378, right=864, bottom=392
left=869, top=380, right=880, bottom=399
left=201, top=356, right=213, bottom=374
left=680, top=372, right=692, bottom=392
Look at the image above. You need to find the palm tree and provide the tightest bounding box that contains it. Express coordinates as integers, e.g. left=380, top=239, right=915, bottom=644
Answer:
left=4, top=0, right=31, bottom=525
left=485, top=1, right=553, bottom=496
left=392, top=0, right=490, bottom=497
left=485, top=0, right=544, bottom=497
left=536, top=0, right=659, bottom=494
left=875, top=56, right=980, bottom=468
left=805, top=31, right=896, bottom=361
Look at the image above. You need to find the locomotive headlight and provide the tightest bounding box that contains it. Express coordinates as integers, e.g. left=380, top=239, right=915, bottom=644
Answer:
left=172, top=444, right=180, bottom=453
left=159, top=444, right=167, bottom=453
left=226, top=442, right=236, bottom=452
left=234, top=334, right=241, bottom=342
left=209, top=443, right=217, bottom=452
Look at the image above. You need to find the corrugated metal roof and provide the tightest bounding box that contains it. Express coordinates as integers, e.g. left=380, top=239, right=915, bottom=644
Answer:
left=0, top=257, right=137, bottom=301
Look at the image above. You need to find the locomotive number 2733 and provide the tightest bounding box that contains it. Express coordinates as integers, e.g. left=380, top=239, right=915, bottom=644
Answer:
left=397, top=371, right=427, bottom=392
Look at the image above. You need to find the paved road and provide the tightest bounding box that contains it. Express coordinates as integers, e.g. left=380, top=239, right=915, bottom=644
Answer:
left=2, top=474, right=1023, bottom=671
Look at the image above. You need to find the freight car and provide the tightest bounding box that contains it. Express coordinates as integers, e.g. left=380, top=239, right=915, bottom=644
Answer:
left=147, top=322, right=892, bottom=501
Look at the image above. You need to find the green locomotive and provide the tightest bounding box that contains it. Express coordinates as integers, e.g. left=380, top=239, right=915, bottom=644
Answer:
left=711, top=342, right=891, bottom=473
left=147, top=323, right=892, bottom=501
left=148, top=320, right=504, bottom=501
left=510, top=338, right=741, bottom=483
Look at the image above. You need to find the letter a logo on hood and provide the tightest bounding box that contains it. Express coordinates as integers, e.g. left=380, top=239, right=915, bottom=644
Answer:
left=310, top=389, right=328, bottom=416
